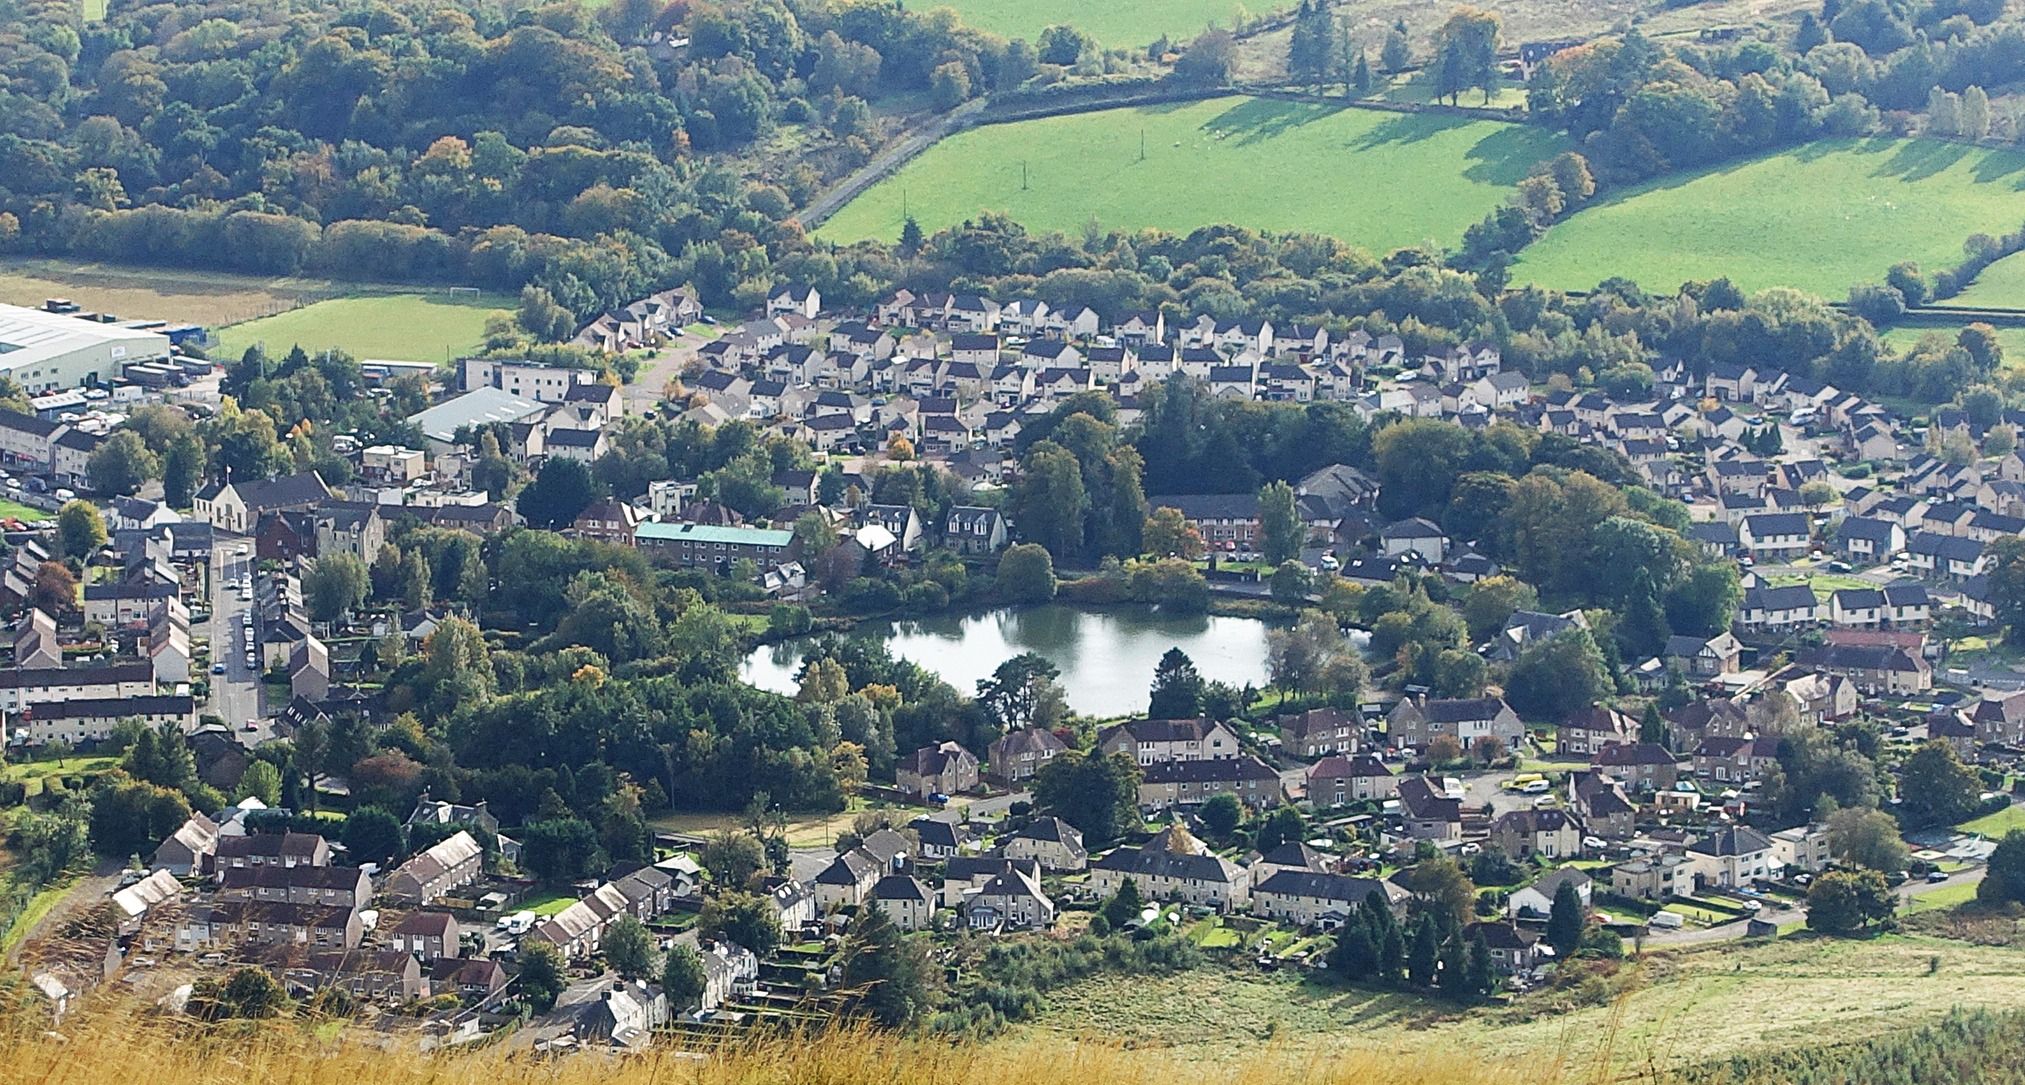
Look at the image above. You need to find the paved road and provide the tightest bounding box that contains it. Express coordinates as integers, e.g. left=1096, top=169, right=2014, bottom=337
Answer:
left=206, top=537, right=264, bottom=732
left=1643, top=866, right=1986, bottom=948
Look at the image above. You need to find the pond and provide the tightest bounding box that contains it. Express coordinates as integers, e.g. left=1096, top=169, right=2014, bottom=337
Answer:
left=739, top=604, right=1284, bottom=717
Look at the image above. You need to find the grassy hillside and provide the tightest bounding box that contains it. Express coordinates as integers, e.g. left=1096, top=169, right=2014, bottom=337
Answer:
left=4, top=1008, right=1529, bottom=1085
left=1951, top=250, right=2025, bottom=310
left=1023, top=933, right=2025, bottom=1073
left=1513, top=138, right=2025, bottom=297
left=920, top=0, right=1249, bottom=47
left=824, top=97, right=1566, bottom=253
left=1882, top=320, right=2025, bottom=367
left=209, top=293, right=512, bottom=365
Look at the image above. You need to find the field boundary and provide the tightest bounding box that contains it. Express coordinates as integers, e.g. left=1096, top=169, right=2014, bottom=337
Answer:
left=800, top=82, right=1531, bottom=231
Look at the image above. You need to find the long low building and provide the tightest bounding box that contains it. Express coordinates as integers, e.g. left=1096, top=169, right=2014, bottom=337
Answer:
left=0, top=303, right=172, bottom=393
left=1136, top=755, right=1283, bottom=810
left=633, top=521, right=795, bottom=569
left=0, top=660, right=157, bottom=712
left=1250, top=869, right=1405, bottom=929
left=4, top=693, right=193, bottom=746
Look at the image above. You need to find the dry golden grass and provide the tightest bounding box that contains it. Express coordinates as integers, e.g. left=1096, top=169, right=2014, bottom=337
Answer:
left=4, top=1004, right=1561, bottom=1085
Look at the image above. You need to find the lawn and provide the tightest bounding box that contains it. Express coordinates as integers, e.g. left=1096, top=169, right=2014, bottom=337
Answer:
left=1514, top=137, right=2025, bottom=296
left=822, top=97, right=1567, bottom=254
left=1770, top=572, right=1878, bottom=601
left=1905, top=880, right=1981, bottom=914
left=1950, top=249, right=2025, bottom=310
left=915, top=0, right=1250, bottom=46
left=0, top=499, right=49, bottom=524
left=1958, top=802, right=2025, bottom=838
left=3, top=755, right=120, bottom=798
left=1021, top=934, right=2025, bottom=1071
left=209, top=292, right=513, bottom=365
left=521, top=890, right=581, bottom=917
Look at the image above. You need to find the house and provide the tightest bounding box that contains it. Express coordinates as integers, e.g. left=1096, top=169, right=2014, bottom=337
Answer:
left=1137, top=755, right=1283, bottom=810
left=1488, top=807, right=1583, bottom=860
left=1568, top=772, right=1634, bottom=838
left=813, top=848, right=884, bottom=910
left=1096, top=717, right=1241, bottom=764
left=176, top=901, right=363, bottom=953
left=1610, top=853, right=1694, bottom=902
left=212, top=831, right=331, bottom=875
left=11, top=610, right=58, bottom=670
left=1278, top=707, right=1362, bottom=758
left=986, top=727, right=1067, bottom=782
left=1836, top=516, right=1904, bottom=563
left=1590, top=742, right=1679, bottom=792
left=964, top=864, right=1055, bottom=931
left=194, top=472, right=333, bottom=534
left=896, top=741, right=980, bottom=800
left=1507, top=867, right=1592, bottom=920
left=430, top=956, right=508, bottom=1001
left=1395, top=775, right=1462, bottom=841
left=381, top=831, right=483, bottom=905
left=1143, top=493, right=1260, bottom=553
left=1692, top=735, right=1780, bottom=784
left=1250, top=870, right=1403, bottom=929
left=943, top=505, right=1008, bottom=555
left=1088, top=827, right=1247, bottom=909
left=907, top=818, right=970, bottom=861
left=577, top=980, right=670, bottom=1049
left=1737, top=582, right=1822, bottom=632
left=1738, top=512, right=1811, bottom=561
left=1462, top=921, right=1542, bottom=974
left=1688, top=825, right=1780, bottom=888
left=1386, top=696, right=1524, bottom=751
left=219, top=864, right=371, bottom=910
left=1770, top=823, right=1835, bottom=874
left=769, top=283, right=821, bottom=320
left=1794, top=642, right=1932, bottom=694
left=1664, top=632, right=1744, bottom=678
left=1001, top=817, right=1087, bottom=871
left=1305, top=754, right=1397, bottom=807
left=868, top=875, right=937, bottom=932
left=1379, top=517, right=1448, bottom=563
left=152, top=814, right=220, bottom=876
left=1556, top=707, right=1633, bottom=757
left=386, top=910, right=459, bottom=959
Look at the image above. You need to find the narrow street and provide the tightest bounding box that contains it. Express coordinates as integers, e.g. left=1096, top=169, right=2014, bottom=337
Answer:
left=206, top=536, right=264, bottom=730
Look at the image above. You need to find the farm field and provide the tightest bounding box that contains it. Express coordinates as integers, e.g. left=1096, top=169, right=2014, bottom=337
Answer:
left=1513, top=138, right=2025, bottom=297
left=0, top=258, right=347, bottom=328
left=922, top=0, right=1249, bottom=47
left=823, top=97, right=1566, bottom=252
left=1882, top=319, right=2025, bottom=366
left=1017, top=934, right=2025, bottom=1071
left=1949, top=249, right=2025, bottom=310
left=210, top=293, right=513, bottom=365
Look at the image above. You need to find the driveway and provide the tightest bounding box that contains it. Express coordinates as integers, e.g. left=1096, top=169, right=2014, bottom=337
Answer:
left=205, top=537, right=264, bottom=730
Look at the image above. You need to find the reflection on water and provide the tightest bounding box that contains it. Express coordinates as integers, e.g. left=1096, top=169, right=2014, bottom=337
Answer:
left=740, top=603, right=1282, bottom=716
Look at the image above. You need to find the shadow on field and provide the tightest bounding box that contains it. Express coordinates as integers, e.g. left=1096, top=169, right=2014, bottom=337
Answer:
left=1350, top=111, right=1475, bottom=151
left=1870, top=138, right=1977, bottom=183
left=1461, top=125, right=1561, bottom=186
left=1198, top=97, right=1342, bottom=144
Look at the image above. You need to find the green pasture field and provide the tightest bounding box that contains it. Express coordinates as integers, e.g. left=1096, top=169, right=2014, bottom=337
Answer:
left=919, top=0, right=1251, bottom=47
left=823, top=96, right=1565, bottom=253
left=210, top=292, right=513, bottom=365
left=1949, top=249, right=2025, bottom=310
left=1514, top=138, right=2025, bottom=297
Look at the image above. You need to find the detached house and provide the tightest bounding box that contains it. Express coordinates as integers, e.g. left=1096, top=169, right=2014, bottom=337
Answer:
left=897, top=741, right=980, bottom=800
left=1395, top=775, right=1461, bottom=841
left=1387, top=696, right=1523, bottom=752
left=1489, top=808, right=1583, bottom=860
left=1001, top=817, right=1087, bottom=871
left=1278, top=707, right=1361, bottom=759
left=987, top=727, right=1067, bottom=783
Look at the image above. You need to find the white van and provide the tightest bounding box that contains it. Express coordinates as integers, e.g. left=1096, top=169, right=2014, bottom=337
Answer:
left=1649, top=911, right=1684, bottom=930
